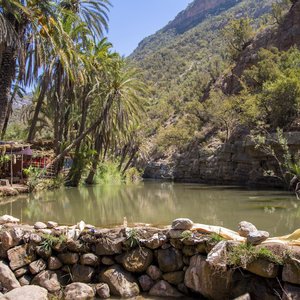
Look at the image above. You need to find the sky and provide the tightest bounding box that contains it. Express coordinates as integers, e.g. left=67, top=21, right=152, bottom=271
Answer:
left=107, top=0, right=192, bottom=56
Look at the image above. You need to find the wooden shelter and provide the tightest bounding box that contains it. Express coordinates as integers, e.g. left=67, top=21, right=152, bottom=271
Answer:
left=0, top=141, right=53, bottom=185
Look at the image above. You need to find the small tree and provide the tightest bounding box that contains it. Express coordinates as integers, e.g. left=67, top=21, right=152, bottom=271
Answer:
left=223, top=18, right=255, bottom=60
left=251, top=126, right=300, bottom=198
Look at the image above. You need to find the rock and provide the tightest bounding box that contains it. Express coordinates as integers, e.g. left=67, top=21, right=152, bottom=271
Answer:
left=282, top=259, right=300, bottom=285
left=149, top=280, right=182, bottom=298
left=58, top=252, right=79, bottom=264
left=34, top=222, right=47, bottom=230
left=147, top=265, right=162, bottom=281
left=80, top=253, right=99, bottom=266
left=282, top=283, right=300, bottom=300
left=100, top=265, right=140, bottom=298
left=206, top=241, right=228, bottom=271
left=72, top=264, right=95, bottom=283
left=101, top=256, right=115, bottom=265
left=67, top=239, right=89, bottom=253
left=157, top=248, right=184, bottom=272
left=0, top=215, right=19, bottom=224
left=172, top=218, right=194, bottom=230
left=234, top=294, right=251, bottom=300
left=182, top=245, right=198, bottom=256
left=48, top=256, right=63, bottom=270
left=162, top=271, right=184, bottom=285
left=64, top=282, right=95, bottom=300
left=170, top=238, right=184, bottom=249
left=2, top=285, right=48, bottom=300
left=247, top=231, right=269, bottom=245
left=138, top=274, right=154, bottom=292
left=0, top=260, right=21, bottom=291
left=95, top=237, right=124, bottom=256
left=0, top=231, right=14, bottom=250
left=246, top=258, right=279, bottom=278
left=29, top=258, right=47, bottom=275
left=32, top=270, right=61, bottom=293
left=177, top=282, right=189, bottom=295
left=14, top=266, right=28, bottom=278
left=0, top=228, right=24, bottom=250
left=185, top=255, right=233, bottom=300
left=168, top=229, right=185, bottom=239
left=96, top=283, right=110, bottom=299
left=38, top=229, right=52, bottom=235
left=7, top=244, right=36, bottom=270
left=30, top=233, right=42, bottom=244
left=117, top=247, right=153, bottom=273
left=36, top=246, right=52, bottom=259
left=47, top=221, right=58, bottom=228
left=140, top=233, right=167, bottom=249
left=238, top=221, right=258, bottom=237
left=18, top=275, right=32, bottom=286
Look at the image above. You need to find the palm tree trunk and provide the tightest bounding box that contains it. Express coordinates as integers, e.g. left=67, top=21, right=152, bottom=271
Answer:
left=85, top=135, right=103, bottom=184
left=27, top=72, right=49, bottom=142
left=43, top=94, right=115, bottom=174
left=0, top=46, right=16, bottom=134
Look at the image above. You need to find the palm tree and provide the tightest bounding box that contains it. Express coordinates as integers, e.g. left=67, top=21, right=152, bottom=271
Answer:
left=0, top=0, right=68, bottom=133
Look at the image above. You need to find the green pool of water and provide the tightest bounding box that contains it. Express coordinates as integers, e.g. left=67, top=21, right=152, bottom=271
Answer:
left=1, top=181, right=299, bottom=236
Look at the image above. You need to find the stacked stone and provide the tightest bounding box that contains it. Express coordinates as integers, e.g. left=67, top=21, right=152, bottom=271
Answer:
left=0, top=215, right=299, bottom=299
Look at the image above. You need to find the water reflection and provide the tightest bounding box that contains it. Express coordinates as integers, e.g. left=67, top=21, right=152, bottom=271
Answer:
left=0, top=181, right=299, bottom=236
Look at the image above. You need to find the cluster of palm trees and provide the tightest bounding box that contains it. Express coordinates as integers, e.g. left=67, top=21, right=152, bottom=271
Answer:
left=0, top=0, right=146, bottom=186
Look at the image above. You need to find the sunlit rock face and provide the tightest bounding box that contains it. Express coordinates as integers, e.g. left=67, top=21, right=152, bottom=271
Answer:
left=164, top=0, right=242, bottom=33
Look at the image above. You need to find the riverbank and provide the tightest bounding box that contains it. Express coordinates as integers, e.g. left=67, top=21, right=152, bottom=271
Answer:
left=0, top=215, right=299, bottom=299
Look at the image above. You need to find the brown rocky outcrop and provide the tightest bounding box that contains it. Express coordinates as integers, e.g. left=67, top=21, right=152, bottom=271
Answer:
left=164, top=0, right=242, bottom=33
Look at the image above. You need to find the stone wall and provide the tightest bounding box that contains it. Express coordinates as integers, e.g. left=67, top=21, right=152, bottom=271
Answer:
left=0, top=215, right=299, bottom=299
left=144, top=132, right=300, bottom=188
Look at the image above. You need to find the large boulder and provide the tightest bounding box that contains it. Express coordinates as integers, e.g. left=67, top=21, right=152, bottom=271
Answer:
left=100, top=265, right=140, bottom=298
left=32, top=270, right=61, bottom=293
left=0, top=261, right=20, bottom=291
left=117, top=247, right=153, bottom=273
left=138, top=275, right=154, bottom=292
left=58, top=252, right=79, bottom=265
left=7, top=244, right=36, bottom=270
left=247, top=231, right=269, bottom=245
left=95, top=237, right=123, bottom=255
left=282, top=259, right=300, bottom=285
left=64, top=282, right=95, bottom=300
left=171, top=218, right=194, bottom=230
left=246, top=259, right=279, bottom=278
left=157, top=248, right=184, bottom=272
left=149, top=280, right=182, bottom=298
left=29, top=259, right=47, bottom=275
left=2, top=285, right=48, bottom=300
left=95, top=283, right=110, bottom=299
left=80, top=253, right=99, bottom=266
left=71, top=264, right=95, bottom=283
left=146, top=265, right=162, bottom=281
left=238, top=221, right=257, bottom=237
left=184, top=255, right=233, bottom=300
left=140, top=233, right=167, bottom=249
left=162, top=271, right=184, bottom=285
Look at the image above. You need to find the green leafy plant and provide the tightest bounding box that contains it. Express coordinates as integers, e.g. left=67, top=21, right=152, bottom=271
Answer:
left=180, top=230, right=193, bottom=241
left=125, top=228, right=140, bottom=249
left=41, top=234, right=67, bottom=252
left=228, top=243, right=283, bottom=268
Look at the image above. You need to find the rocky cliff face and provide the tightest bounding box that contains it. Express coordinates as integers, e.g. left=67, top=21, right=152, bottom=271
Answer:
left=164, top=0, right=242, bottom=33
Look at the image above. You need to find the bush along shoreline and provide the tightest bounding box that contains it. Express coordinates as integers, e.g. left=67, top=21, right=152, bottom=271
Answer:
left=0, top=216, right=299, bottom=299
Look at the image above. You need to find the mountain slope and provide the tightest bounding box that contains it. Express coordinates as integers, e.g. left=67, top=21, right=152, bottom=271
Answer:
left=130, top=0, right=275, bottom=95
